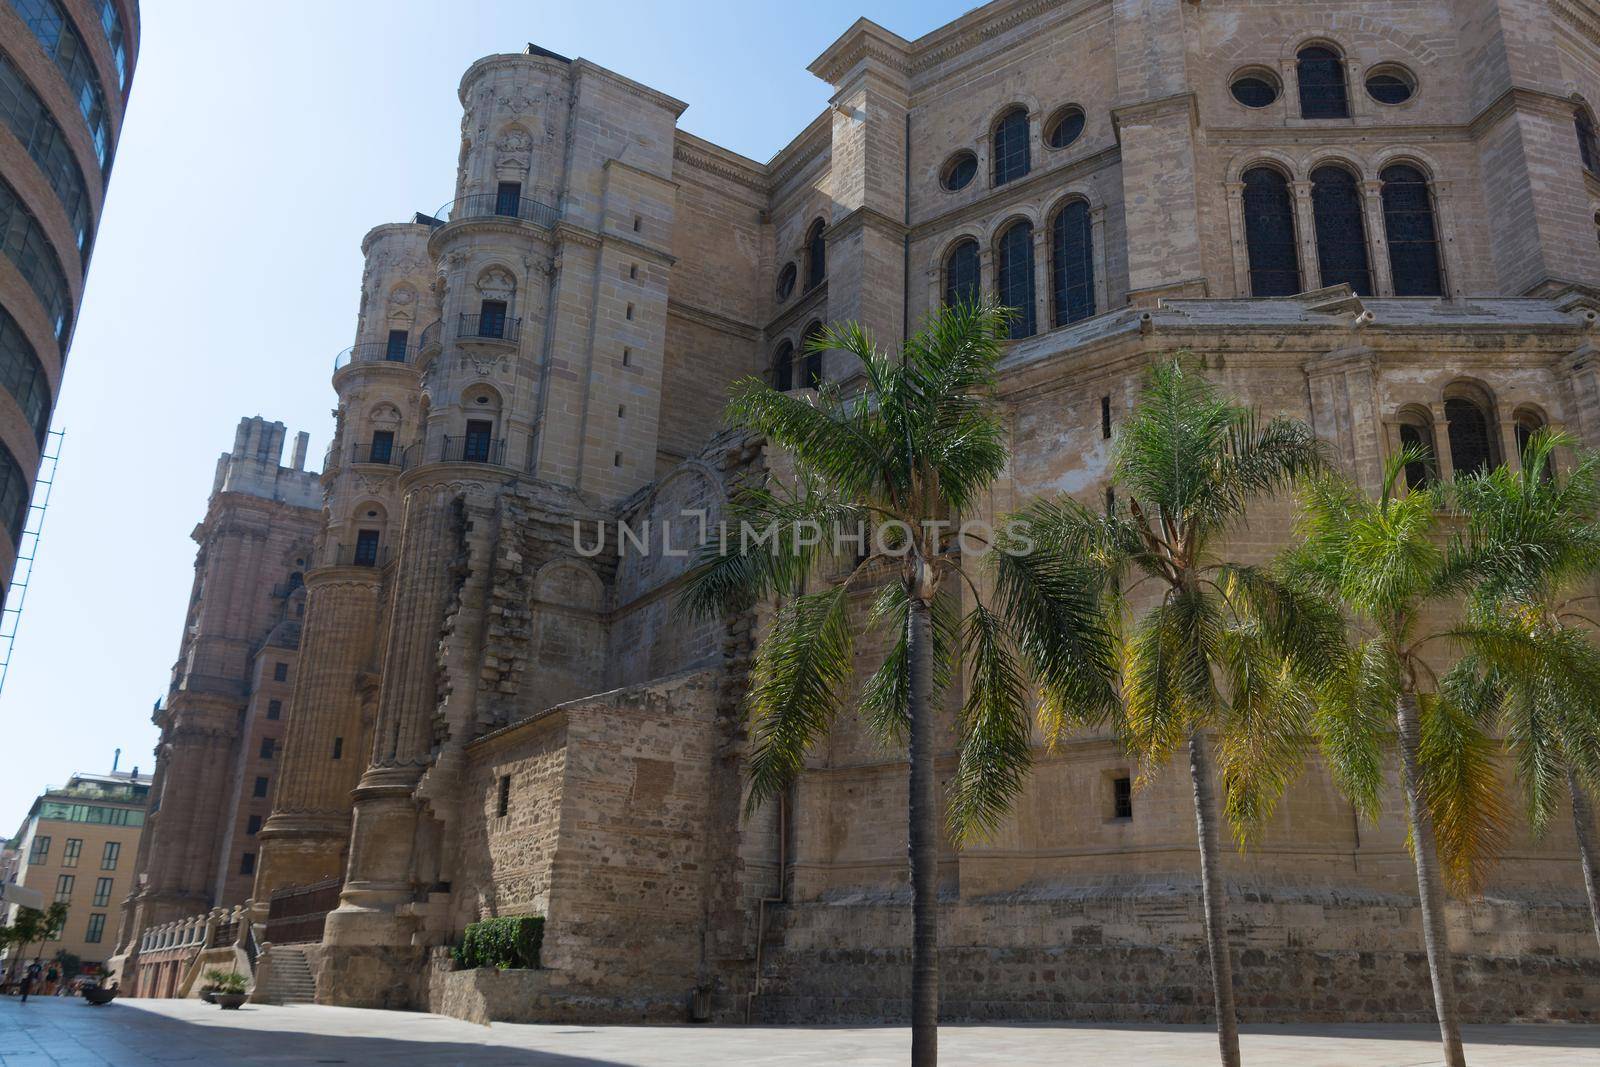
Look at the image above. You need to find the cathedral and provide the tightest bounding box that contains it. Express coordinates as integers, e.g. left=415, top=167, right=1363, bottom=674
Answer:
left=113, top=0, right=1600, bottom=1025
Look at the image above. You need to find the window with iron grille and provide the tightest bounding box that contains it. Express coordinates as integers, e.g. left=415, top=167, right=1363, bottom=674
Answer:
left=996, top=221, right=1036, bottom=338
left=1310, top=166, right=1372, bottom=295
left=92, top=876, right=111, bottom=907
left=1380, top=165, right=1444, bottom=297
left=1113, top=776, right=1133, bottom=819
left=1050, top=200, right=1095, bottom=326
left=1241, top=167, right=1300, bottom=296
left=1445, top=398, right=1494, bottom=478
left=497, top=775, right=511, bottom=818
left=1296, top=46, right=1349, bottom=119
left=943, top=239, right=980, bottom=308
left=61, top=838, right=81, bottom=868
left=992, top=107, right=1030, bottom=185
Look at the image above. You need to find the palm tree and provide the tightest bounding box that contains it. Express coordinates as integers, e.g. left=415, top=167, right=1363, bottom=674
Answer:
left=1442, top=430, right=1600, bottom=951
left=1287, top=448, right=1511, bottom=1067
left=1018, top=360, right=1334, bottom=1067
left=679, top=302, right=1118, bottom=1067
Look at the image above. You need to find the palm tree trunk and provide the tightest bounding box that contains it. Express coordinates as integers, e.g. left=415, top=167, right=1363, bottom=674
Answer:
left=906, top=595, right=939, bottom=1067
left=1396, top=691, right=1467, bottom=1067
left=1187, top=730, right=1241, bottom=1067
left=1566, top=767, right=1600, bottom=953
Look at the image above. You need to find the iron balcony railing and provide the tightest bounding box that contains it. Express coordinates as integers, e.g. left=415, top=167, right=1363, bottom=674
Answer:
left=333, top=339, right=416, bottom=372
left=439, top=435, right=507, bottom=465
left=351, top=439, right=402, bottom=466
left=458, top=313, right=521, bottom=343
left=430, top=192, right=559, bottom=230
left=417, top=319, right=442, bottom=351
left=331, top=543, right=391, bottom=568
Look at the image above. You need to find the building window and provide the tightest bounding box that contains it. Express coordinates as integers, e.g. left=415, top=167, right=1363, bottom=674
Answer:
left=354, top=528, right=380, bottom=567
left=246, top=815, right=261, bottom=835
left=941, top=151, right=977, bottom=191
left=477, top=299, right=508, bottom=339
left=991, top=107, right=1030, bottom=185
left=799, top=322, right=825, bottom=390
left=943, top=239, right=980, bottom=308
left=92, top=876, right=112, bottom=907
left=253, top=776, right=269, bottom=798
left=100, top=841, right=119, bottom=870
left=996, top=220, right=1036, bottom=338
left=1044, top=106, right=1085, bottom=149
left=1101, top=396, right=1112, bottom=440
left=273, top=662, right=288, bottom=682
left=1240, top=167, right=1300, bottom=297
left=239, top=852, right=255, bottom=876
left=1297, top=45, right=1350, bottom=119
left=61, top=838, right=81, bottom=868
left=267, top=699, right=282, bottom=721
left=771, top=340, right=793, bottom=391
left=1310, top=165, right=1372, bottom=296
left=0, top=441, right=27, bottom=548
left=1380, top=165, right=1444, bottom=297
left=1445, top=396, right=1495, bottom=478
left=384, top=328, right=409, bottom=362
left=369, top=429, right=395, bottom=464
left=84, top=913, right=105, bottom=944
left=0, top=306, right=54, bottom=444
left=775, top=262, right=796, bottom=301
left=0, top=174, right=73, bottom=343
left=1578, top=108, right=1599, bottom=174
left=1113, top=776, right=1133, bottom=819
left=1230, top=70, right=1280, bottom=108
left=463, top=419, right=494, bottom=463
left=805, top=218, right=826, bottom=290
left=1365, top=66, right=1416, bottom=105
left=332, top=736, right=343, bottom=760
left=1050, top=200, right=1095, bottom=326
left=0, top=51, right=94, bottom=255
left=497, top=774, right=511, bottom=818
left=28, top=835, right=49, bottom=863
left=259, top=737, right=276, bottom=760
left=495, top=180, right=522, bottom=217
left=1397, top=416, right=1437, bottom=490
left=93, top=0, right=128, bottom=90
left=54, top=873, right=73, bottom=902
left=8, top=0, right=114, bottom=170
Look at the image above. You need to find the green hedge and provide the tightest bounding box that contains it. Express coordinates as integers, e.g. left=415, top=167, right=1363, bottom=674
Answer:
left=453, top=915, right=543, bottom=970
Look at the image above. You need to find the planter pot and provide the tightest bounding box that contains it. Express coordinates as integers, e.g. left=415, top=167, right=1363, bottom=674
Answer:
left=214, top=993, right=247, bottom=1010
left=82, top=987, right=117, bottom=1006
left=200, top=990, right=216, bottom=1003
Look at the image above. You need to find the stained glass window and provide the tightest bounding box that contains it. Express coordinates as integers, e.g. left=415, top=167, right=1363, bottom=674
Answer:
left=944, top=239, right=980, bottom=307
left=1311, top=165, right=1372, bottom=295
left=1241, top=167, right=1300, bottom=296
left=1445, top=398, right=1494, bottom=478
left=1380, top=164, right=1443, bottom=297
left=1051, top=201, right=1095, bottom=325
left=1297, top=46, right=1349, bottom=119
left=992, top=108, right=1030, bottom=186
left=996, top=220, right=1036, bottom=338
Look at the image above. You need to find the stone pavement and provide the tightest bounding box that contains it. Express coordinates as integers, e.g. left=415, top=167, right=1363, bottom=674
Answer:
left=2, top=996, right=1599, bottom=1066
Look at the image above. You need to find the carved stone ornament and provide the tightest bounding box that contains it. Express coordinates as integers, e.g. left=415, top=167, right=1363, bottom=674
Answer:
left=477, top=268, right=516, bottom=300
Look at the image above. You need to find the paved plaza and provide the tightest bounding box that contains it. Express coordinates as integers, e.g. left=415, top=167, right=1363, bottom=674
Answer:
left=1, top=997, right=1598, bottom=1066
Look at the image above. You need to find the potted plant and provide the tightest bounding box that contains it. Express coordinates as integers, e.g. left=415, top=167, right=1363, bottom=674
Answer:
left=212, top=970, right=248, bottom=1009
left=199, top=968, right=226, bottom=1004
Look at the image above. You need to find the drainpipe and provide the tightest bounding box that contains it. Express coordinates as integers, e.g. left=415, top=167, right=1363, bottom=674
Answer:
left=745, top=790, right=789, bottom=1023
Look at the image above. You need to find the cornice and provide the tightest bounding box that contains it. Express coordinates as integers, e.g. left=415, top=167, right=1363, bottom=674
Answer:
left=828, top=205, right=908, bottom=242
left=1469, top=85, right=1585, bottom=138
left=909, top=142, right=1120, bottom=239
left=553, top=220, right=602, bottom=251
left=668, top=299, right=761, bottom=340
left=427, top=214, right=556, bottom=257
left=1553, top=0, right=1600, bottom=51
left=572, top=58, right=689, bottom=117
left=1111, top=91, right=1200, bottom=132
left=909, top=0, right=1081, bottom=77
left=766, top=111, right=834, bottom=198
left=765, top=279, right=829, bottom=337
left=808, top=18, right=913, bottom=86
left=457, top=52, right=571, bottom=106
left=673, top=133, right=770, bottom=195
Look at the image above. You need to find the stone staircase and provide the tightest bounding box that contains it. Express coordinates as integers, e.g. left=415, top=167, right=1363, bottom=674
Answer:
left=255, top=944, right=315, bottom=1005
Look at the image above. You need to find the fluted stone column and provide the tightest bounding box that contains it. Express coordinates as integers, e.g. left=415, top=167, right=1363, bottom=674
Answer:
left=254, top=568, right=383, bottom=899
left=324, top=480, right=465, bottom=949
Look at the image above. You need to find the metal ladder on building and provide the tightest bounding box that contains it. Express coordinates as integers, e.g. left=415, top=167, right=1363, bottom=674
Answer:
left=0, top=428, right=65, bottom=697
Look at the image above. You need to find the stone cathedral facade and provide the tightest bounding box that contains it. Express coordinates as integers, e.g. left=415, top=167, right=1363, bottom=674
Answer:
left=117, top=0, right=1600, bottom=1024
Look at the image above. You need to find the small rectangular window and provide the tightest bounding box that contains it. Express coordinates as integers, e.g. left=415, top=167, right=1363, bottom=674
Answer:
left=253, top=776, right=269, bottom=799
left=239, top=852, right=255, bottom=875
left=369, top=429, right=395, bottom=464
left=266, top=699, right=282, bottom=721
left=92, top=876, right=113, bottom=907
left=101, top=841, right=120, bottom=870
left=85, top=913, right=106, bottom=944
left=496, top=774, right=511, bottom=818
left=246, top=815, right=261, bottom=835
left=273, top=662, right=288, bottom=682
left=62, top=838, right=82, bottom=868
left=354, top=528, right=381, bottom=567
left=1113, top=776, right=1133, bottom=819
left=29, top=835, right=50, bottom=863
left=54, top=874, right=74, bottom=902
left=463, top=420, right=494, bottom=464
left=478, top=299, right=508, bottom=339
left=259, top=737, right=276, bottom=760
left=621, top=347, right=632, bottom=367
left=625, top=303, right=634, bottom=320
left=495, top=181, right=522, bottom=217
left=1101, top=396, right=1112, bottom=440
left=613, top=452, right=622, bottom=467
left=385, top=328, right=409, bottom=362
left=332, top=736, right=343, bottom=760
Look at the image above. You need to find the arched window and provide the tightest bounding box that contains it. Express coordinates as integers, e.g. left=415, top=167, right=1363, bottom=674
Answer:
left=1396, top=409, right=1437, bottom=490
left=1514, top=409, right=1552, bottom=478
left=1311, top=165, right=1372, bottom=295
left=771, top=340, right=793, bottom=391
left=1380, top=164, right=1444, bottom=297
left=1050, top=201, right=1095, bottom=326
left=1297, top=45, right=1349, bottom=119
left=996, top=220, right=1036, bottom=338
left=1240, top=167, right=1300, bottom=296
left=805, top=219, right=826, bottom=290
left=992, top=107, right=1030, bottom=186
left=1576, top=107, right=1598, bottom=174
left=944, top=239, right=980, bottom=308
left=1445, top=395, right=1495, bottom=478
left=800, top=322, right=825, bottom=389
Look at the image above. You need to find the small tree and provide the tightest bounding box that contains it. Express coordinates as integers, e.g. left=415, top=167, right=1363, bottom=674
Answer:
left=680, top=302, right=1117, bottom=1067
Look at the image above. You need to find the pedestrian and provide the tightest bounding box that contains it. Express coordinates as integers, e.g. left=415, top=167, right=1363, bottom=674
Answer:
left=44, top=963, right=58, bottom=995
left=20, top=959, right=41, bottom=1004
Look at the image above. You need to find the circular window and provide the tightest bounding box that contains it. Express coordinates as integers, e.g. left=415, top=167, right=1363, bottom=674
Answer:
left=941, top=151, right=977, bottom=191
left=1365, top=66, right=1415, bottom=105
left=1229, top=73, right=1280, bottom=108
left=776, top=262, right=796, bottom=301
left=1045, top=106, right=1086, bottom=149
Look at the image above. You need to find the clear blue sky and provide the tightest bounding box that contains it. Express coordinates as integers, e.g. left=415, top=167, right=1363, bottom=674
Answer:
left=0, top=0, right=978, bottom=826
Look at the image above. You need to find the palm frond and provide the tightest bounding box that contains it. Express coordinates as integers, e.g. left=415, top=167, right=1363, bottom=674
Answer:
left=1417, top=692, right=1510, bottom=897
left=948, top=603, right=1033, bottom=842
left=860, top=581, right=958, bottom=747
left=1313, top=638, right=1398, bottom=821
